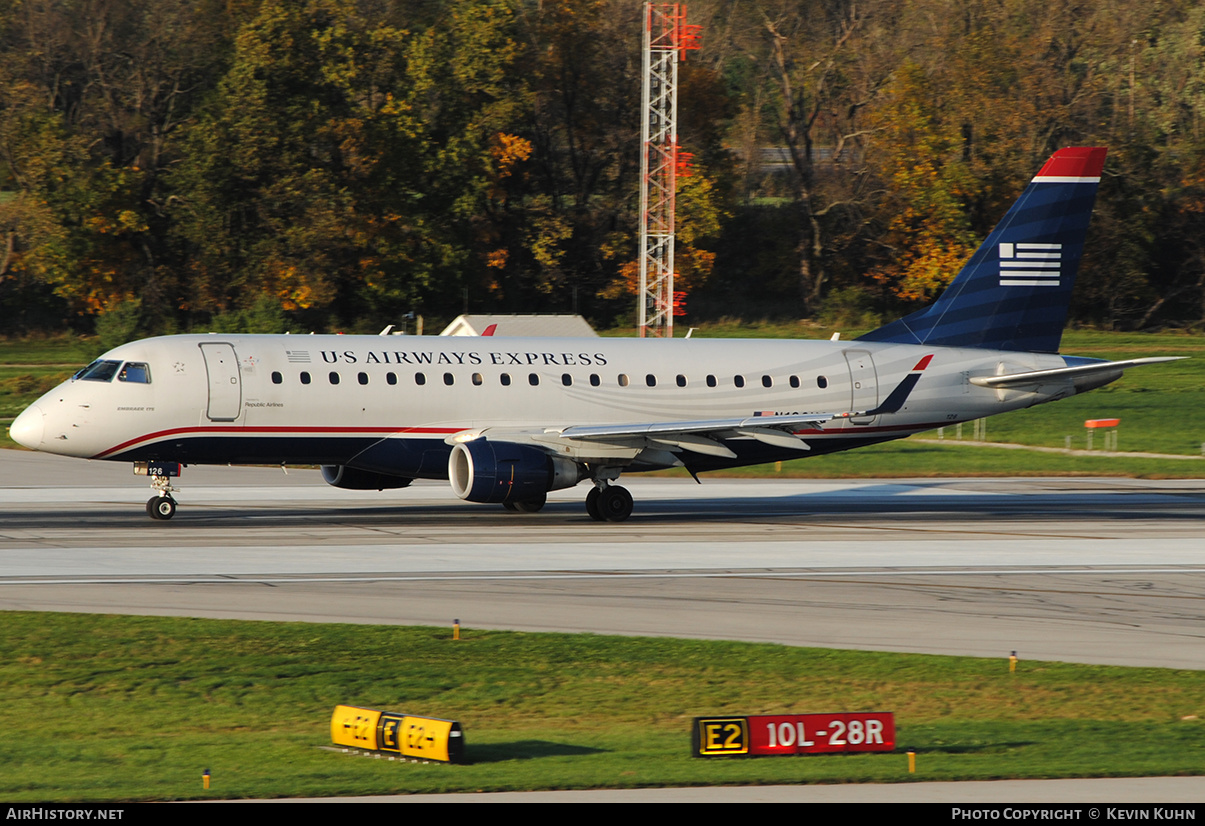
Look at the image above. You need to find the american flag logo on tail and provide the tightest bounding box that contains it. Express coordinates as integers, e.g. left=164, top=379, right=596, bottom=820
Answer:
left=999, top=242, right=1061, bottom=287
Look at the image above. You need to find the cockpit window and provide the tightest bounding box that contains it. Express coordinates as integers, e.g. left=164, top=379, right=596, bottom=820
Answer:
left=73, top=360, right=122, bottom=382
left=117, top=362, right=151, bottom=383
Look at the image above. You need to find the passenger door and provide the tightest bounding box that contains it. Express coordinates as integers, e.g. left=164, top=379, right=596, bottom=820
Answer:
left=199, top=342, right=242, bottom=421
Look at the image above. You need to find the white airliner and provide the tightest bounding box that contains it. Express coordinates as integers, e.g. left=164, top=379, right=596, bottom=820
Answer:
left=8, top=147, right=1181, bottom=521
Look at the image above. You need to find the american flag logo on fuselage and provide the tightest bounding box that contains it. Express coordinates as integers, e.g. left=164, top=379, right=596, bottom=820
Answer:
left=999, top=242, right=1061, bottom=287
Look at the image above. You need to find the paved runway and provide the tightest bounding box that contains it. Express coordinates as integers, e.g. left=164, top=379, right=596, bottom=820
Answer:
left=2, top=449, right=1203, bottom=669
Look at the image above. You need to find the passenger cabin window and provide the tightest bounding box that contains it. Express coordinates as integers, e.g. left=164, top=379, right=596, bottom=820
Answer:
left=762, top=375, right=773, bottom=388
left=500, top=373, right=511, bottom=386
left=74, top=360, right=122, bottom=382
left=790, top=376, right=800, bottom=389
left=444, top=372, right=454, bottom=386
left=590, top=374, right=601, bottom=387
left=618, top=374, right=630, bottom=387
left=562, top=373, right=572, bottom=386
left=415, top=372, right=426, bottom=385
left=271, top=371, right=283, bottom=385
left=329, top=372, right=340, bottom=385
left=300, top=372, right=311, bottom=385
left=387, top=372, right=397, bottom=385
left=118, top=362, right=152, bottom=383
left=676, top=374, right=687, bottom=387
left=528, top=373, right=540, bottom=386
left=817, top=376, right=828, bottom=389
left=646, top=374, right=657, bottom=387
left=734, top=375, right=746, bottom=388
left=706, top=375, right=717, bottom=387
left=358, top=372, right=369, bottom=385
left=472, top=373, right=483, bottom=386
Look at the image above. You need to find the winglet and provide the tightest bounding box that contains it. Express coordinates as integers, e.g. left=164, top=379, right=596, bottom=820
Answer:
left=863, top=354, right=933, bottom=415
left=481, top=324, right=497, bottom=336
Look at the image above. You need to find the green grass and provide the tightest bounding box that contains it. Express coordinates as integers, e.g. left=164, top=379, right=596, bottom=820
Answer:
left=0, top=334, right=100, bottom=365
left=0, top=612, right=1202, bottom=801
left=0, top=335, right=95, bottom=423
left=0, top=367, right=75, bottom=420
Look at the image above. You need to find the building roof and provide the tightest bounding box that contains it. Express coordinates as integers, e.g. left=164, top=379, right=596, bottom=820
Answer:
left=439, top=314, right=598, bottom=337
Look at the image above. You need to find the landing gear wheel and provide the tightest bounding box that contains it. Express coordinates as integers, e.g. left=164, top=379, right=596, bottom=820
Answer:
left=512, top=493, right=546, bottom=513
left=597, top=485, right=633, bottom=522
left=501, top=501, right=519, bottom=512
left=147, top=496, right=177, bottom=521
left=585, top=487, right=603, bottom=521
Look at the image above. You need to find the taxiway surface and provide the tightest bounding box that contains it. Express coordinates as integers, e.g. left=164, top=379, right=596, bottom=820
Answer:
left=2, top=449, right=1203, bottom=669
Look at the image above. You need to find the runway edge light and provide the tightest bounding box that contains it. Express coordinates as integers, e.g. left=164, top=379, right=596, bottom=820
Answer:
left=331, top=705, right=465, bottom=764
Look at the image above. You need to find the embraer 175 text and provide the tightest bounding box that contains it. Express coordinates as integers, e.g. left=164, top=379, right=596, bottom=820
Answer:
left=9, top=147, right=1182, bottom=521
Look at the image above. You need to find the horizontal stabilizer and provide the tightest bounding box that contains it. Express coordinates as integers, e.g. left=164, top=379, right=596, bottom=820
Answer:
left=969, top=357, right=1184, bottom=388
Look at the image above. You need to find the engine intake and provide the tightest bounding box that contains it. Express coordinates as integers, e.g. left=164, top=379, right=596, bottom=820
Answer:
left=321, top=465, right=414, bottom=491
left=449, top=440, right=580, bottom=503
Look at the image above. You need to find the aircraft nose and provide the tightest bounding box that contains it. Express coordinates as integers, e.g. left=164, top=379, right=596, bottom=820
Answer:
left=9, top=403, right=44, bottom=449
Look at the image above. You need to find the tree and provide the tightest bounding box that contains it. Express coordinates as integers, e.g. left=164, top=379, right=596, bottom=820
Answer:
left=0, top=0, right=233, bottom=329
left=168, top=0, right=529, bottom=325
left=701, top=0, right=900, bottom=313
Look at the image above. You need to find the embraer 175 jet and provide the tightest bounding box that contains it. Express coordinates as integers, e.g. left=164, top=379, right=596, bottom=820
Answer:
left=9, top=147, right=1181, bottom=522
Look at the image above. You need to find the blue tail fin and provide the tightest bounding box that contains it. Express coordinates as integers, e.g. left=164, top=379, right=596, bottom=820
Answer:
left=859, top=147, right=1107, bottom=354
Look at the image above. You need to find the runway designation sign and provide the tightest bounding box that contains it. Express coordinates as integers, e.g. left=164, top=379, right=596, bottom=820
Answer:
left=331, top=705, right=465, bottom=763
left=692, top=712, right=894, bottom=757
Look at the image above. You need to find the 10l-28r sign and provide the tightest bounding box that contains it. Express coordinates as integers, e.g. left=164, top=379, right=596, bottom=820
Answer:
left=692, top=712, right=895, bottom=757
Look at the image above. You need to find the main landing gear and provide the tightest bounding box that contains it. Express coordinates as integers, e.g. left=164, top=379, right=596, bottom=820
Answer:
left=585, top=483, right=633, bottom=523
left=497, top=480, right=635, bottom=522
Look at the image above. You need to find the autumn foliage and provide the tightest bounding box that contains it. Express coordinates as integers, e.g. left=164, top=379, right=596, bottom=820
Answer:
left=2, top=0, right=1205, bottom=334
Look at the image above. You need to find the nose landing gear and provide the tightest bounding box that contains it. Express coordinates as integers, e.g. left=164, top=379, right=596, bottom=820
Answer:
left=147, top=495, right=177, bottom=520
left=136, top=461, right=182, bottom=521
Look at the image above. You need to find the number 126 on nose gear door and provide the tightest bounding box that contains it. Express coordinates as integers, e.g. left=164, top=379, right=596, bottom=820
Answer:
left=693, top=712, right=894, bottom=757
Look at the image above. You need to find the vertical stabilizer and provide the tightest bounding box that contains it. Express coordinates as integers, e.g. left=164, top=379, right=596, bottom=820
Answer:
left=859, top=147, right=1107, bottom=353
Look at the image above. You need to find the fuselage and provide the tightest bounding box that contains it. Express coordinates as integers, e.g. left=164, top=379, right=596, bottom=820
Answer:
left=11, top=333, right=1086, bottom=478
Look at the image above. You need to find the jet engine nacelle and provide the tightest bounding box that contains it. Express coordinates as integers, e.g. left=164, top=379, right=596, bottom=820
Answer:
left=448, top=440, right=581, bottom=503
left=320, top=465, right=414, bottom=491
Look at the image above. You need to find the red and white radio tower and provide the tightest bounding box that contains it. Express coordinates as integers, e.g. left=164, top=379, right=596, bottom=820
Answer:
left=638, top=3, right=700, bottom=338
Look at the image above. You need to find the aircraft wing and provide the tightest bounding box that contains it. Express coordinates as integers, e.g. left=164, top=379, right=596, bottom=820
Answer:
left=969, top=357, right=1184, bottom=388
left=556, top=413, right=832, bottom=458
left=449, top=413, right=833, bottom=461
left=447, top=358, right=941, bottom=463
